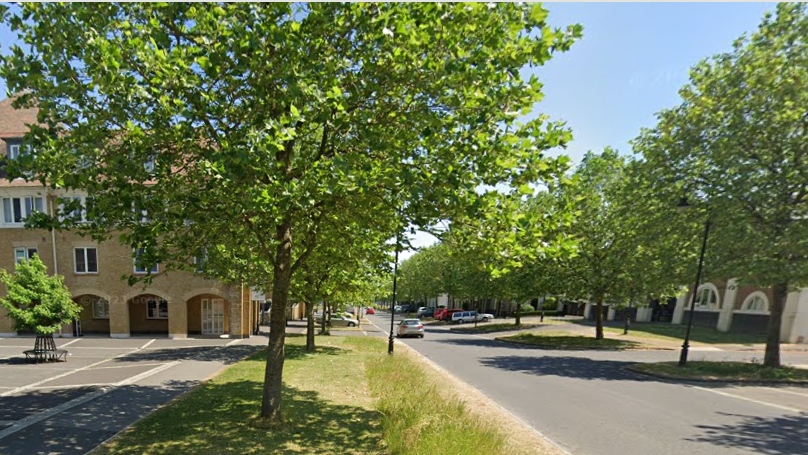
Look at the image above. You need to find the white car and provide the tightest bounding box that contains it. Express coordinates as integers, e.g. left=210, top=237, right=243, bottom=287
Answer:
left=451, top=311, right=495, bottom=323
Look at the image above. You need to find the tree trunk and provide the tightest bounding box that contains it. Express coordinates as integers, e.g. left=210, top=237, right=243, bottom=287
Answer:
left=305, top=300, right=315, bottom=352
left=764, top=281, right=788, bottom=368
left=514, top=300, right=521, bottom=326
left=260, top=217, right=293, bottom=422
left=595, top=294, right=604, bottom=340
left=321, top=300, right=330, bottom=335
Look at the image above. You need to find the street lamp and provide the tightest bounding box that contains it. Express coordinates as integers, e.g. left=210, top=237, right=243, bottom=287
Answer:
left=677, top=197, right=712, bottom=367
left=388, top=224, right=401, bottom=355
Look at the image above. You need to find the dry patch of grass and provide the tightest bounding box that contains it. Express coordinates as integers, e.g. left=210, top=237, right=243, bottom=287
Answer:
left=451, top=322, right=540, bottom=334
left=498, top=331, right=641, bottom=350
left=631, top=361, right=808, bottom=382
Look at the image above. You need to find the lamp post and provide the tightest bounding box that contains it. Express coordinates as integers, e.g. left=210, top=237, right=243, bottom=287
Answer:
left=388, top=226, right=400, bottom=355
left=678, top=197, right=711, bottom=367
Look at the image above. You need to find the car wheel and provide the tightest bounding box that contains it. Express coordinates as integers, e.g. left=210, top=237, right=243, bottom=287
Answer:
left=419, top=334, right=424, bottom=338
left=481, top=317, right=488, bottom=322
left=348, top=322, right=356, bottom=327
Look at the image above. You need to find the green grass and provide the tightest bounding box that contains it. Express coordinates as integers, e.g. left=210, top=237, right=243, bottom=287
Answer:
left=498, top=331, right=641, bottom=350
left=93, top=337, right=384, bottom=455
left=366, top=345, right=506, bottom=455
left=93, top=336, right=512, bottom=455
left=632, top=361, right=808, bottom=382
left=572, top=321, right=767, bottom=344
left=451, top=323, right=540, bottom=334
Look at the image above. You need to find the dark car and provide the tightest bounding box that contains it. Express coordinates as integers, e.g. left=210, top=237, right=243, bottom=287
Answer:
left=417, top=307, right=435, bottom=318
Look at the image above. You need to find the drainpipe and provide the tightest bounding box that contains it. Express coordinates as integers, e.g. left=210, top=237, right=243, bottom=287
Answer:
left=50, top=194, right=58, bottom=274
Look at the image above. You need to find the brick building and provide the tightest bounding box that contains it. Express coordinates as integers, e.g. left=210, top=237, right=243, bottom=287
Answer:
left=0, top=96, right=259, bottom=339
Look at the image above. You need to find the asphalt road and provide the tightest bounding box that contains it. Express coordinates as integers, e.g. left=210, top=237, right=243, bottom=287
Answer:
left=367, top=312, right=808, bottom=455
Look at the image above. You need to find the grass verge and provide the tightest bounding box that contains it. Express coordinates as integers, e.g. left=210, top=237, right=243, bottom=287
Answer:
left=572, top=321, right=767, bottom=344
left=451, top=322, right=540, bottom=334
left=93, top=335, right=539, bottom=455
left=498, top=331, right=641, bottom=350
left=630, top=361, right=808, bottom=383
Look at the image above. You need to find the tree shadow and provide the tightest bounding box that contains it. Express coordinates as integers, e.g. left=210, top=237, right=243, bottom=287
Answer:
left=689, top=412, right=808, bottom=455
left=478, top=355, right=654, bottom=381
left=110, top=344, right=261, bottom=364
left=96, top=380, right=383, bottom=455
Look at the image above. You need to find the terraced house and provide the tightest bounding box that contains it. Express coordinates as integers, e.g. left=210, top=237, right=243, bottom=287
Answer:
left=0, top=96, right=260, bottom=339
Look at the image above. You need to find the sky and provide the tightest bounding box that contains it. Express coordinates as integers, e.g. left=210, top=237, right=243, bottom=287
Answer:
left=0, top=3, right=777, bottom=259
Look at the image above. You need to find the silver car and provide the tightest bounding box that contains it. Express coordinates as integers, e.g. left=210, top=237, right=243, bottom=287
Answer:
left=329, top=315, right=359, bottom=327
left=397, top=319, right=425, bottom=338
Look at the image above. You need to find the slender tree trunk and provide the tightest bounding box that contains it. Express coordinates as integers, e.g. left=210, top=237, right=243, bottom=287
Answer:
left=595, top=294, right=604, bottom=340
left=322, top=300, right=330, bottom=335
left=260, top=217, right=293, bottom=422
left=764, top=281, right=788, bottom=368
left=305, top=300, right=315, bottom=352
left=514, top=300, right=521, bottom=326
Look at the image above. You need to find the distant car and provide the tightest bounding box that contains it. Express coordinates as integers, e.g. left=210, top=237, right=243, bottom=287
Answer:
left=476, top=313, right=494, bottom=322
left=417, top=307, right=434, bottom=318
left=329, top=315, right=359, bottom=327
left=397, top=319, right=425, bottom=338
left=394, top=305, right=403, bottom=313
left=365, top=307, right=376, bottom=315
left=452, top=311, right=478, bottom=324
left=436, top=308, right=463, bottom=321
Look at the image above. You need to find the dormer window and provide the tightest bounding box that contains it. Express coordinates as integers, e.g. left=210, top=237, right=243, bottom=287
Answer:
left=6, top=143, right=32, bottom=161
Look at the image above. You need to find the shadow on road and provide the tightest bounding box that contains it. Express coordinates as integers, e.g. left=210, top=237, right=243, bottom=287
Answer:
left=111, top=344, right=260, bottom=364
left=478, top=355, right=650, bottom=381
left=689, top=412, right=808, bottom=455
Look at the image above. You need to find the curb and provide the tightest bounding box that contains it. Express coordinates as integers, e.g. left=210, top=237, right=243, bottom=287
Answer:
left=626, top=364, right=808, bottom=386
left=494, top=337, right=672, bottom=351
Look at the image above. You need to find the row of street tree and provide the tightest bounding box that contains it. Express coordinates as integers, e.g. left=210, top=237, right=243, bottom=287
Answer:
left=396, top=3, right=808, bottom=369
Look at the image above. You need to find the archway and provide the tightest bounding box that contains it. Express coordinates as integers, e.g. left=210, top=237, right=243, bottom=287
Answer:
left=74, top=294, right=111, bottom=335
left=128, top=294, right=169, bottom=336
left=186, top=293, right=231, bottom=336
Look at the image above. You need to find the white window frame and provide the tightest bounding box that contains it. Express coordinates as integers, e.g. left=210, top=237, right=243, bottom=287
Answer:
left=2, top=196, right=45, bottom=225
left=14, top=246, right=38, bottom=264
left=694, top=283, right=720, bottom=311
left=7, top=143, right=21, bottom=160
left=739, top=291, right=769, bottom=313
left=92, top=298, right=110, bottom=319
left=134, top=248, right=158, bottom=274
left=74, top=247, right=98, bottom=274
left=59, top=196, right=88, bottom=223
left=147, top=299, right=168, bottom=319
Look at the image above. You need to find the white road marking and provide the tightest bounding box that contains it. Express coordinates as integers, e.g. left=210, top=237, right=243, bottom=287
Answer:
left=758, top=387, right=808, bottom=399
left=225, top=338, right=243, bottom=347
left=139, top=339, right=156, bottom=350
left=0, top=339, right=155, bottom=397
left=691, top=386, right=804, bottom=413
left=57, top=339, right=82, bottom=348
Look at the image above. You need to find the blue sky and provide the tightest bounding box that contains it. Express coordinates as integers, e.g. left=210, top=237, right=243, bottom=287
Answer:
left=0, top=3, right=777, bottom=257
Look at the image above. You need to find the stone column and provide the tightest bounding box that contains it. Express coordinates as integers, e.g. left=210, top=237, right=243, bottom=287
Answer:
left=168, top=297, right=187, bottom=339
left=228, top=284, right=248, bottom=339
left=583, top=302, right=592, bottom=320
left=109, top=296, right=130, bottom=338
left=635, top=307, right=652, bottom=322
left=782, top=288, right=808, bottom=344
left=716, top=279, right=738, bottom=332
left=672, top=291, right=688, bottom=324
left=607, top=306, right=616, bottom=321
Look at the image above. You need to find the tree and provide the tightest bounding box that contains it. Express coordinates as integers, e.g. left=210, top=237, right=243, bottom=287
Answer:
left=635, top=3, right=808, bottom=367
left=1, top=3, right=581, bottom=421
left=0, top=255, right=80, bottom=338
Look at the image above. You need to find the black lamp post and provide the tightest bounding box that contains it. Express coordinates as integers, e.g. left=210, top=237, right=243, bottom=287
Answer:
left=388, top=227, right=400, bottom=355
left=678, top=197, right=712, bottom=367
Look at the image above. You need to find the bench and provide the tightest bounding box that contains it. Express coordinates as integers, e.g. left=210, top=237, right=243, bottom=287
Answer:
left=23, top=349, right=69, bottom=363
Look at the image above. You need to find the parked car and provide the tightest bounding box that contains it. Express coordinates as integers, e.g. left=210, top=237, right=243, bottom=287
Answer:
left=417, top=307, right=434, bottom=318
left=394, top=305, right=403, bottom=313
left=329, top=314, right=359, bottom=327
left=397, top=319, right=425, bottom=338
left=365, top=307, right=376, bottom=315
left=451, top=311, right=479, bottom=324
left=476, top=312, right=495, bottom=322
left=435, top=307, right=463, bottom=321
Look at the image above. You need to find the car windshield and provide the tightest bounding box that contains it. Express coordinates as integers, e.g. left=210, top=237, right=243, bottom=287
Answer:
left=402, top=319, right=421, bottom=325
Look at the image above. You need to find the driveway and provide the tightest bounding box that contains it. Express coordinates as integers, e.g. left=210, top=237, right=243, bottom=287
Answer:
left=367, top=312, right=808, bottom=455
left=0, top=335, right=267, bottom=455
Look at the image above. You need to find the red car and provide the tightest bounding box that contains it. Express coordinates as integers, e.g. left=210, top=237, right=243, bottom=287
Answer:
left=434, top=308, right=463, bottom=321
left=365, top=307, right=376, bottom=315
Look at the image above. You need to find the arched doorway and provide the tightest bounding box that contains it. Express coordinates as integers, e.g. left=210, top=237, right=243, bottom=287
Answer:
left=74, top=294, right=111, bottom=335
left=186, top=294, right=230, bottom=336
left=128, top=294, right=169, bottom=336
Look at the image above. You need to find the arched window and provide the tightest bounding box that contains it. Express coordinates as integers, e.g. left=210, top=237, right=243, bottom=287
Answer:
left=694, top=284, right=720, bottom=310
left=741, top=292, right=769, bottom=313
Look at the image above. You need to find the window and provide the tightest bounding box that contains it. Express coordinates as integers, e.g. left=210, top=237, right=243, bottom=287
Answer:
left=194, top=248, right=208, bottom=272
left=2, top=196, right=44, bottom=224
left=74, top=247, right=98, bottom=274
left=147, top=299, right=168, bottom=319
left=14, top=247, right=38, bottom=264
left=742, top=293, right=769, bottom=312
left=59, top=196, right=85, bottom=222
left=7, top=144, right=21, bottom=160
left=694, top=285, right=719, bottom=310
left=92, top=298, right=110, bottom=319
left=134, top=248, right=158, bottom=274
left=144, top=156, right=155, bottom=172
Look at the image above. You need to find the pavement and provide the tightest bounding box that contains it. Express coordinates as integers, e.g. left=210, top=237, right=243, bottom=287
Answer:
left=366, top=312, right=808, bottom=455
left=0, top=334, right=268, bottom=455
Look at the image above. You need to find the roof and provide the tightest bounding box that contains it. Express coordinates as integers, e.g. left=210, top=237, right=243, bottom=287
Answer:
left=0, top=95, right=39, bottom=139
